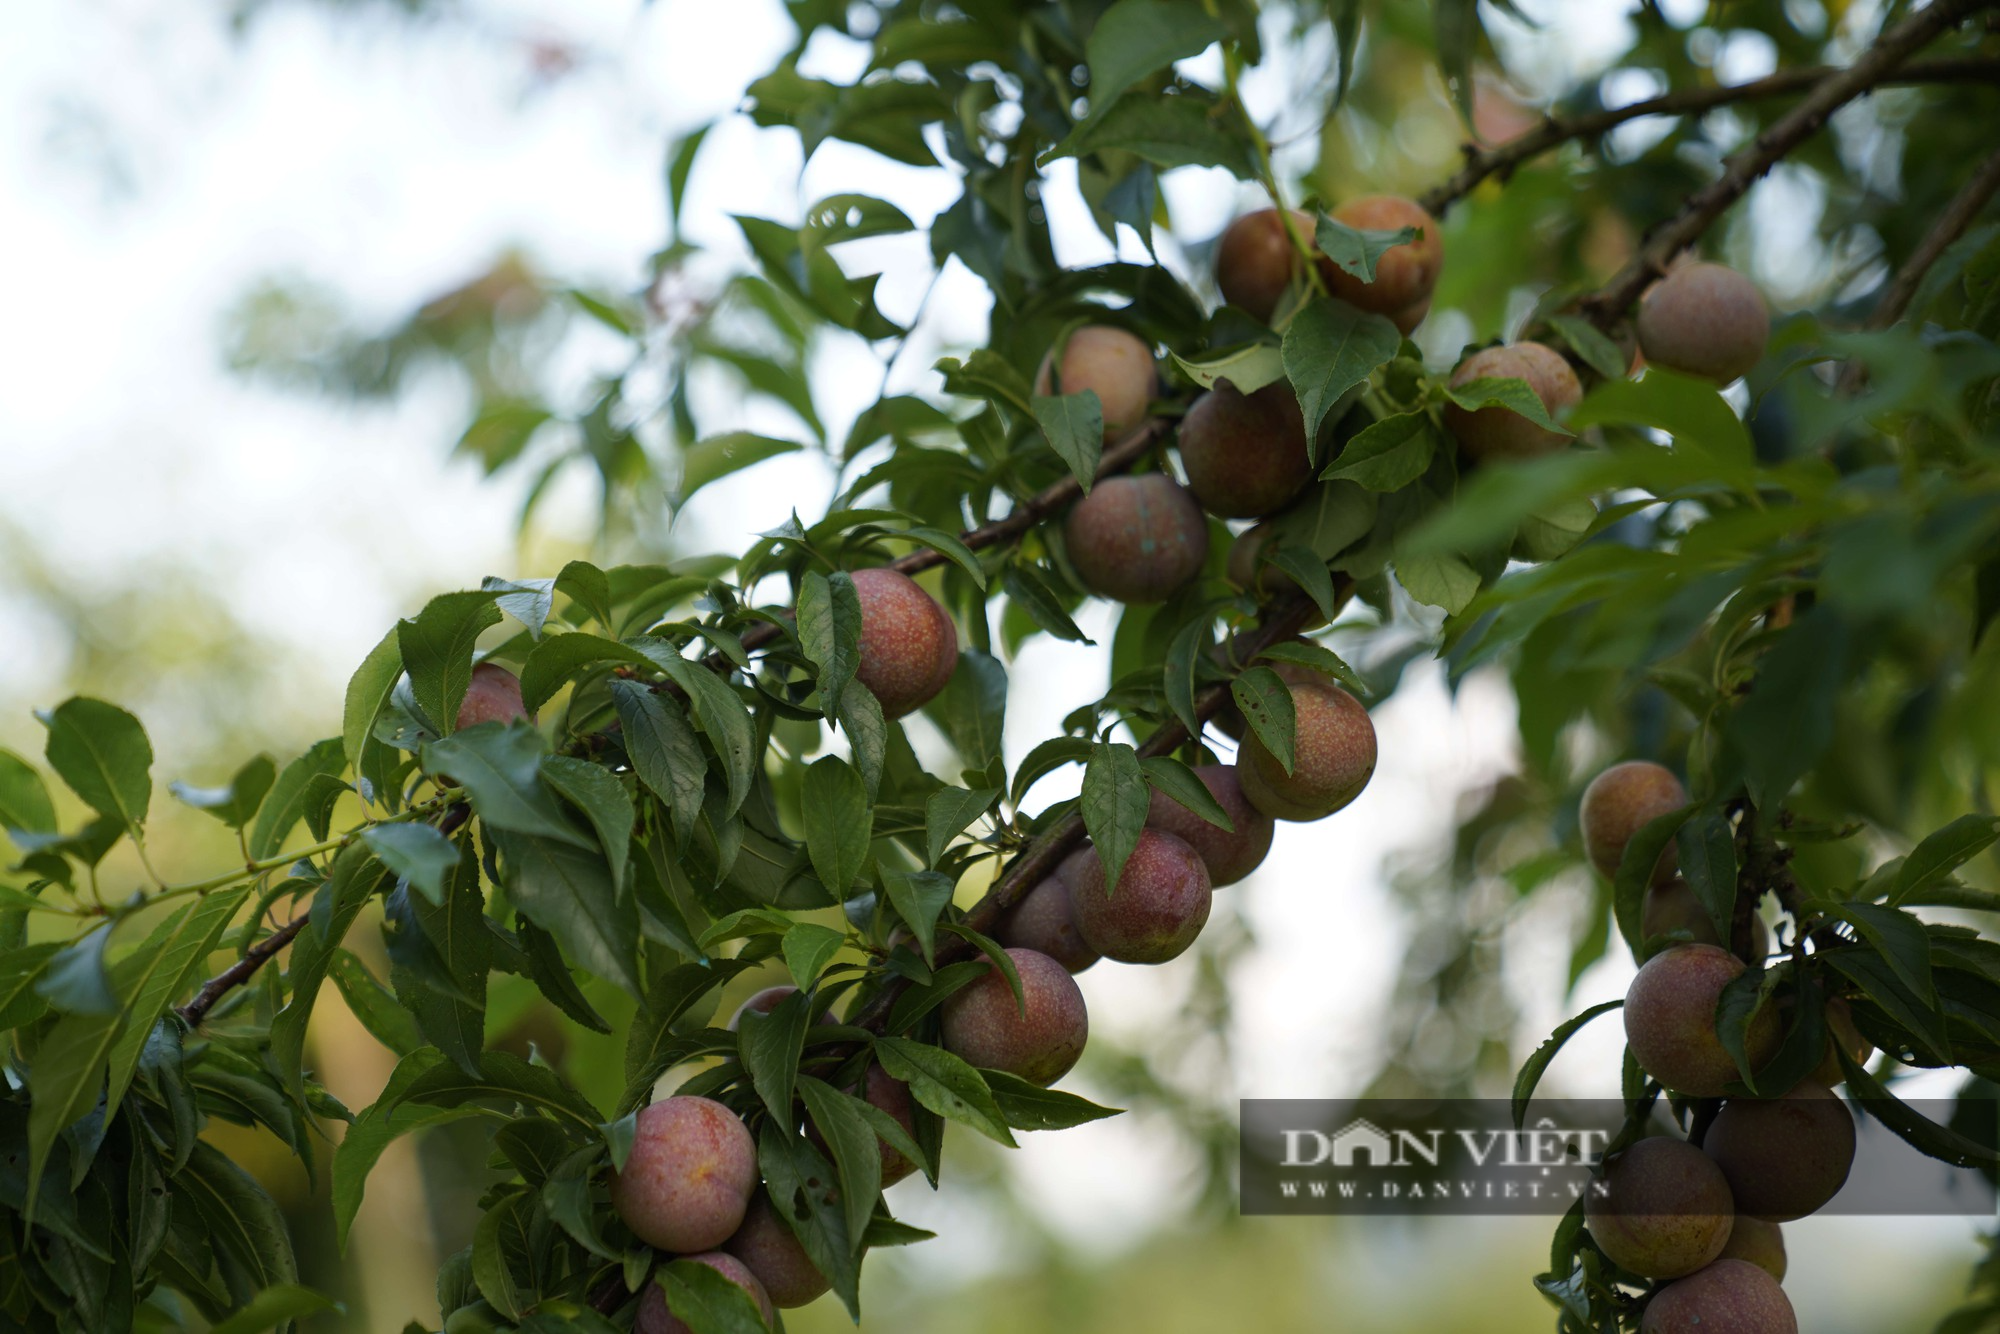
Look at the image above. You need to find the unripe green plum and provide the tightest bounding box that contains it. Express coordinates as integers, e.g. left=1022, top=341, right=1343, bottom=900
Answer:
left=1702, top=1081, right=1856, bottom=1222
left=1177, top=382, right=1313, bottom=518
left=1035, top=325, right=1158, bottom=441
left=1640, top=877, right=1768, bottom=960
left=1238, top=682, right=1377, bottom=822
left=1067, top=829, right=1213, bottom=964
left=1216, top=208, right=1317, bottom=323
left=723, top=1189, right=827, bottom=1310
left=1144, top=763, right=1274, bottom=887
left=611, top=1097, right=759, bottom=1253
left=1321, top=195, right=1443, bottom=318
left=1581, top=760, right=1688, bottom=884
left=1716, top=1215, right=1786, bottom=1282
left=850, top=567, right=959, bottom=720
left=635, top=1252, right=775, bottom=1334
left=1812, top=996, right=1873, bottom=1088
left=1637, top=261, right=1770, bottom=384
left=456, top=662, right=530, bottom=731
left=1623, top=944, right=1781, bottom=1097
left=1640, top=1258, right=1797, bottom=1334
left=1063, top=474, right=1209, bottom=604
left=941, top=947, right=1088, bottom=1086
left=1443, top=341, right=1582, bottom=463
left=995, top=847, right=1100, bottom=973
left=1582, top=1136, right=1736, bottom=1279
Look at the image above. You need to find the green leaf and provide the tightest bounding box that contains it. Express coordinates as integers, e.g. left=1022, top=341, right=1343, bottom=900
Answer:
left=1053, top=91, right=1256, bottom=176
left=1320, top=411, right=1436, bottom=490
left=882, top=868, right=956, bottom=966
left=1282, top=297, right=1400, bottom=437
left=541, top=755, right=636, bottom=894
left=1565, top=367, right=1753, bottom=476
left=1675, top=810, right=1738, bottom=944
left=207, top=1284, right=339, bottom=1334
left=803, top=757, right=870, bottom=897
left=272, top=844, right=390, bottom=1101
left=1313, top=215, right=1420, bottom=284
left=327, top=949, right=423, bottom=1056
left=0, top=942, right=60, bottom=1030
left=1267, top=544, right=1341, bottom=625
left=178, top=1141, right=298, bottom=1297
left=484, top=575, right=554, bottom=639
left=1836, top=1042, right=2000, bottom=1167
left=24, top=1009, right=118, bottom=1220
left=1394, top=548, right=1482, bottom=616
left=981, top=1070, right=1123, bottom=1131
left=901, top=527, right=989, bottom=589
left=493, top=829, right=640, bottom=997
left=1033, top=391, right=1105, bottom=491
left=388, top=847, right=489, bottom=1075
left=0, top=747, right=56, bottom=837
left=104, top=884, right=253, bottom=1114
left=1442, top=376, right=1571, bottom=436
left=1003, top=565, right=1093, bottom=645
left=1819, top=901, right=1936, bottom=1006
left=756, top=1123, right=860, bottom=1318
left=419, top=726, right=592, bottom=849
left=738, top=989, right=810, bottom=1126
left=39, top=697, right=152, bottom=839
left=397, top=590, right=503, bottom=736
left=471, top=1190, right=528, bottom=1320
left=783, top=922, right=845, bottom=993
left=1255, top=640, right=1366, bottom=697
left=170, top=755, right=277, bottom=831
left=649, top=652, right=757, bottom=817
left=1432, top=0, right=1480, bottom=122
left=610, top=681, right=707, bottom=842
left=1162, top=617, right=1206, bottom=741
left=927, top=649, right=1006, bottom=771
left=1612, top=806, right=1693, bottom=955
left=343, top=626, right=404, bottom=769
left=519, top=632, right=655, bottom=714
left=925, top=787, right=998, bottom=869
left=554, top=560, right=615, bottom=632
left=1082, top=0, right=1229, bottom=111
left=398, top=1049, right=602, bottom=1131
left=1512, top=1001, right=1622, bottom=1129
left=1170, top=342, right=1286, bottom=394
left=797, top=1076, right=882, bottom=1249
left=1141, top=757, right=1233, bottom=832
left=34, top=921, right=117, bottom=1014
left=1730, top=608, right=1848, bottom=810
left=654, top=1258, right=775, bottom=1334
left=1548, top=313, right=1629, bottom=381
left=1081, top=740, right=1148, bottom=895
left=1231, top=667, right=1297, bottom=774
left=1886, top=815, right=2000, bottom=907
left=250, top=739, right=347, bottom=860
left=622, top=960, right=754, bottom=1106
left=359, top=823, right=460, bottom=904
left=1011, top=736, right=1094, bottom=809
left=875, top=1036, right=1016, bottom=1147
left=679, top=432, right=804, bottom=505
left=799, top=570, right=864, bottom=715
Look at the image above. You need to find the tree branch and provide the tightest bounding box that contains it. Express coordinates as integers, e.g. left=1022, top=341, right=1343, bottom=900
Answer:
left=176, top=912, right=308, bottom=1027
left=1420, top=57, right=2000, bottom=218
left=1580, top=0, right=1998, bottom=331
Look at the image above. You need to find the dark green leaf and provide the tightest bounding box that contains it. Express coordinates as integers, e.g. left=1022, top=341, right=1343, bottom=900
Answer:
left=104, top=884, right=253, bottom=1113
left=1613, top=806, right=1693, bottom=956
left=1003, top=566, right=1093, bottom=644
left=420, top=726, right=592, bottom=848
left=1513, top=1000, right=1623, bottom=1129
left=738, top=989, right=810, bottom=1126
left=493, top=829, right=639, bottom=997
left=1081, top=740, right=1148, bottom=895
left=360, top=823, right=459, bottom=904
left=797, top=1076, right=882, bottom=1249
left=1033, top=391, right=1105, bottom=490
left=783, top=922, right=846, bottom=992
left=519, top=633, right=654, bottom=714
left=925, top=786, right=999, bottom=869
left=679, top=432, right=804, bottom=505
left=39, top=698, right=151, bottom=839
left=1838, top=1043, right=2000, bottom=1167
left=1313, top=215, right=1420, bottom=284
left=1231, top=666, right=1297, bottom=774
left=875, top=1036, right=1016, bottom=1146
left=655, top=1257, right=778, bottom=1334
left=250, top=739, right=347, bottom=860
left=169, top=755, right=276, bottom=830
left=1887, top=816, right=2000, bottom=908
left=207, top=1284, right=338, bottom=1334
left=1548, top=313, right=1629, bottom=380
left=1282, top=297, right=1400, bottom=437
left=1141, top=757, right=1232, bottom=831
left=1320, top=411, right=1436, bottom=491
left=882, top=868, right=956, bottom=966
left=1083, top=0, right=1229, bottom=110
left=1442, top=376, right=1571, bottom=436
left=343, top=627, right=404, bottom=769
left=799, top=570, right=863, bottom=715
left=927, top=649, right=1006, bottom=771
left=981, top=1070, right=1124, bottom=1131
left=0, top=747, right=55, bottom=836
left=803, top=757, right=870, bottom=896
left=542, top=755, right=636, bottom=893
left=649, top=653, right=757, bottom=817
left=272, top=844, right=389, bottom=1100
left=398, top=1049, right=602, bottom=1131
left=397, top=590, right=503, bottom=736
left=610, top=681, right=707, bottom=842
left=1675, top=811, right=1738, bottom=944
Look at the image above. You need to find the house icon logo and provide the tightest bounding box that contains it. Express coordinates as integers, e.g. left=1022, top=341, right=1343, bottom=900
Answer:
left=1329, top=1118, right=1396, bottom=1167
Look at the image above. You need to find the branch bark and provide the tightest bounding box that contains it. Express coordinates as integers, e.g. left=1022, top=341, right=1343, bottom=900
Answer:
left=176, top=912, right=308, bottom=1027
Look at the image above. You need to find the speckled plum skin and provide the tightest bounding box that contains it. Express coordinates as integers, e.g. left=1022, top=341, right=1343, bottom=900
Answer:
left=1641, top=1258, right=1797, bottom=1334
left=610, top=1096, right=759, bottom=1253
left=723, top=1188, right=829, bottom=1309
left=1177, top=381, right=1314, bottom=519
left=1703, top=1081, right=1856, bottom=1222
left=1216, top=207, right=1317, bottom=323
left=1641, top=877, right=1767, bottom=959
left=940, top=947, right=1088, bottom=1086
left=1717, top=1215, right=1786, bottom=1282
left=1583, top=1137, right=1736, bottom=1279
left=1637, top=261, right=1770, bottom=384
left=1812, top=995, right=1873, bottom=1087
left=1238, top=682, right=1377, bottom=823
left=1144, top=764, right=1274, bottom=887
left=849, top=567, right=959, bottom=720
left=1034, top=325, right=1158, bottom=441
left=1581, top=760, right=1689, bottom=884
left=1442, top=341, right=1583, bottom=463
left=455, top=662, right=530, bottom=731
left=1067, top=829, right=1213, bottom=964
left=1063, top=474, right=1210, bottom=604
left=1320, top=195, right=1443, bottom=318
left=995, top=848, right=1100, bottom=973
left=635, top=1251, right=775, bottom=1333
left=1624, top=945, right=1781, bottom=1097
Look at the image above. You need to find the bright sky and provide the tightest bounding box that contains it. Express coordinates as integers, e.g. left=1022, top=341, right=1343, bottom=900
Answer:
left=0, top=1, right=1974, bottom=1326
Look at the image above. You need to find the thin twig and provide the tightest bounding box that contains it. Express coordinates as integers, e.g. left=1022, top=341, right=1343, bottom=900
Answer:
left=177, top=912, right=308, bottom=1027
left=1421, top=57, right=2000, bottom=218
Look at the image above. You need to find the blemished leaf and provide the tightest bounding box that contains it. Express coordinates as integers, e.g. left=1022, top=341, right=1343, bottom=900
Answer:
left=359, top=823, right=460, bottom=904
left=1033, top=391, right=1105, bottom=491
left=541, top=755, right=636, bottom=894
left=738, top=989, right=811, bottom=1126
left=758, top=1123, right=861, bottom=1318
left=250, top=738, right=347, bottom=859
left=874, top=1035, right=1017, bottom=1146
left=882, top=867, right=956, bottom=966
left=1231, top=667, right=1297, bottom=775
left=1513, top=1000, right=1623, bottom=1129
left=1169, top=342, right=1287, bottom=394
left=170, top=754, right=276, bottom=830
left=1282, top=297, right=1401, bottom=437
left=925, top=786, right=999, bottom=868
left=396, top=590, right=503, bottom=736
left=783, top=922, right=846, bottom=993
left=1394, top=548, right=1482, bottom=616
left=1140, top=757, right=1232, bottom=831
left=803, top=756, right=871, bottom=896
left=1549, top=313, right=1630, bottom=380
left=493, top=829, right=640, bottom=998
left=655, top=1257, right=782, bottom=1334
left=679, top=432, right=805, bottom=505
left=1887, top=815, right=2000, bottom=907
left=797, top=1075, right=883, bottom=1249
left=519, top=632, right=654, bottom=714
left=1442, top=376, right=1570, bottom=436
left=610, top=680, right=707, bottom=842
left=0, top=747, right=56, bottom=836
left=206, top=1284, right=340, bottom=1334
left=343, top=626, right=404, bottom=769
left=1321, top=411, right=1437, bottom=491
left=981, top=1069, right=1124, bottom=1131
left=1313, top=215, right=1420, bottom=284
left=1675, top=810, right=1739, bottom=944
left=1081, top=740, right=1148, bottom=895
left=39, top=697, right=152, bottom=839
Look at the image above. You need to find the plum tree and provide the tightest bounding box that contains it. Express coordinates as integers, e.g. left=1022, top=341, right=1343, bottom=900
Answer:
left=1144, top=763, right=1274, bottom=886
left=634, top=1252, right=776, bottom=1334
left=1176, top=381, right=1313, bottom=518
left=723, top=1189, right=828, bottom=1310
left=1034, top=324, right=1158, bottom=440
left=849, top=567, right=959, bottom=720
left=1623, top=944, right=1780, bottom=1097
left=1215, top=207, right=1316, bottom=323
left=994, top=847, right=1100, bottom=973
left=1717, top=1215, right=1787, bottom=1282
left=1238, top=680, right=1377, bottom=822
left=1066, top=829, right=1213, bottom=964
left=1640, top=1258, right=1798, bottom=1334
left=1581, top=760, right=1689, bottom=883
left=940, top=947, right=1088, bottom=1085
left=1442, top=341, right=1582, bottom=462
left=1062, top=473, right=1209, bottom=603
left=456, top=661, right=529, bottom=730
left=1320, top=194, right=1443, bottom=322
left=1813, top=996, right=1874, bottom=1087
left=610, top=1096, right=760, bottom=1253
left=1636, top=261, right=1771, bottom=384
left=1582, top=1136, right=1736, bottom=1279
left=1702, top=1082, right=1857, bottom=1221
left=1641, top=877, right=1769, bottom=959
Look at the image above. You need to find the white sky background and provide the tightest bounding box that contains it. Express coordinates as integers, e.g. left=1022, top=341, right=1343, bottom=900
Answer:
left=0, top=0, right=1977, bottom=1327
